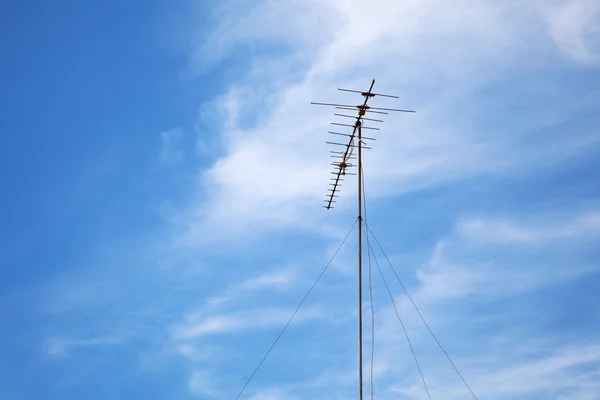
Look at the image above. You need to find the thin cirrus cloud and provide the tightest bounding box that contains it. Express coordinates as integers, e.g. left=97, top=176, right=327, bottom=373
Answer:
left=41, top=334, right=128, bottom=358
left=456, top=211, right=600, bottom=245
left=152, top=1, right=600, bottom=398
left=168, top=0, right=600, bottom=249
left=26, top=1, right=599, bottom=399
left=338, top=214, right=600, bottom=400
left=161, top=208, right=600, bottom=399
left=238, top=269, right=298, bottom=291
left=173, top=306, right=323, bottom=339
left=545, top=0, right=600, bottom=65
left=383, top=343, right=600, bottom=399
left=414, top=210, right=600, bottom=304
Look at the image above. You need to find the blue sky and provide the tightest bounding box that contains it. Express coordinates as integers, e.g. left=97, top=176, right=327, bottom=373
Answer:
left=1, top=0, right=599, bottom=399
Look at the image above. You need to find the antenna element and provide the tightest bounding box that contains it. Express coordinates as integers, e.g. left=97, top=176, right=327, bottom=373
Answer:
left=311, top=79, right=415, bottom=400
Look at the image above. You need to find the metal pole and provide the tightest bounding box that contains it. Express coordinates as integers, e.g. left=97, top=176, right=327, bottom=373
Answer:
left=312, top=78, right=414, bottom=399
left=357, top=121, right=363, bottom=400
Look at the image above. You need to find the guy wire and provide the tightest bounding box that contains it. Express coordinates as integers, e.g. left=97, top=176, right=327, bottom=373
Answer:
left=235, top=218, right=358, bottom=400
left=361, top=165, right=376, bottom=400
left=366, top=227, right=479, bottom=400
left=361, top=165, right=431, bottom=400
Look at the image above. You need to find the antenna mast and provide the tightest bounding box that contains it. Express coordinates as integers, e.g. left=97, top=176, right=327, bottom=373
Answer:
left=312, top=80, right=414, bottom=400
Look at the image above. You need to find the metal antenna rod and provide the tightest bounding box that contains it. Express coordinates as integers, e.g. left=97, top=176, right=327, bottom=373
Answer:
left=312, top=79, right=414, bottom=400
left=357, top=79, right=374, bottom=400
left=357, top=120, right=364, bottom=400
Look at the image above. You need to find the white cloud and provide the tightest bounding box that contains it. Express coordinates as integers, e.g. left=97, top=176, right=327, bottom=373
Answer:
left=155, top=1, right=600, bottom=398
left=382, top=343, right=600, bottom=399
left=175, top=344, right=196, bottom=358
left=344, top=208, right=599, bottom=400
left=168, top=0, right=600, bottom=247
left=238, top=270, right=297, bottom=292
left=545, top=0, right=600, bottom=65
left=163, top=207, right=600, bottom=398
left=457, top=211, right=600, bottom=245
left=183, top=268, right=302, bottom=317
left=476, top=344, right=600, bottom=396
left=21, top=2, right=600, bottom=399
left=173, top=306, right=323, bottom=339
left=42, top=334, right=127, bottom=357
left=414, top=209, right=600, bottom=304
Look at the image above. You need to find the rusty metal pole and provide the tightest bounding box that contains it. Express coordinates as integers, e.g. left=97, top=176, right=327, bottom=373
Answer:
left=357, top=120, right=363, bottom=400
left=311, top=79, right=414, bottom=400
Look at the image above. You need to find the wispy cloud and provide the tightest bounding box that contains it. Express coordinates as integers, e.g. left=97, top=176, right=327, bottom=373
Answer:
left=457, top=211, right=600, bottom=245
left=238, top=270, right=297, bottom=292
left=414, top=208, right=600, bottom=304
left=384, top=342, right=600, bottom=399
left=544, top=0, right=600, bottom=65
left=186, top=268, right=301, bottom=313
left=42, top=334, right=129, bottom=358
left=173, top=306, right=323, bottom=339
left=167, top=0, right=600, bottom=248
left=153, top=2, right=600, bottom=398
left=17, top=1, right=599, bottom=399
left=476, top=344, right=600, bottom=397
left=358, top=205, right=600, bottom=399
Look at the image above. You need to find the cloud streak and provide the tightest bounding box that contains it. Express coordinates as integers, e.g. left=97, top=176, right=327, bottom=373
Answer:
left=167, top=0, right=600, bottom=249
left=415, top=208, right=600, bottom=304
left=457, top=211, right=600, bottom=245
left=153, top=1, right=600, bottom=398
left=173, top=306, right=323, bottom=339
left=545, top=0, right=600, bottom=65
left=21, top=1, right=599, bottom=399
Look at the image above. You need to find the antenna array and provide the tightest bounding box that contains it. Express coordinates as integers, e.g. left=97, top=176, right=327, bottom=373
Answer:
left=311, top=79, right=414, bottom=400
left=311, top=79, right=415, bottom=209
left=236, top=82, right=475, bottom=400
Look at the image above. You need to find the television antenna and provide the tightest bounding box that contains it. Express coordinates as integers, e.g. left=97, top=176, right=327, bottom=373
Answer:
left=311, top=79, right=415, bottom=400
left=234, top=80, right=478, bottom=400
